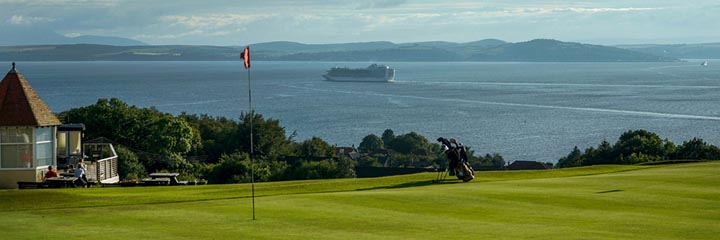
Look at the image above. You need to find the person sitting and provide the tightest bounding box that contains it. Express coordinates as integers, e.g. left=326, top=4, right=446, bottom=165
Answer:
left=44, top=165, right=58, bottom=180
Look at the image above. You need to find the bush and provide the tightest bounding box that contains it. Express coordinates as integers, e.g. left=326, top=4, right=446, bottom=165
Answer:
left=285, top=158, right=356, bottom=180
left=116, top=146, right=146, bottom=181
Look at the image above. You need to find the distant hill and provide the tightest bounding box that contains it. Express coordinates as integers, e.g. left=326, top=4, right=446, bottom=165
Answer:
left=0, top=39, right=676, bottom=62
left=467, top=39, right=674, bottom=62
left=0, top=44, right=238, bottom=61
left=617, top=42, right=720, bottom=59
left=0, top=27, right=146, bottom=46
left=66, top=35, right=146, bottom=46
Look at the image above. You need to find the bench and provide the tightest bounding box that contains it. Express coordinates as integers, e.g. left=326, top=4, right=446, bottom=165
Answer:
left=148, top=173, right=184, bottom=185
left=17, top=181, right=43, bottom=189
left=142, top=178, right=171, bottom=186
left=45, top=177, right=79, bottom=188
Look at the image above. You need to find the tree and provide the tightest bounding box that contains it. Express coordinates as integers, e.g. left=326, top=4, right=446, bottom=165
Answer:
left=557, top=146, right=583, bottom=168
left=206, top=152, right=277, bottom=184
left=674, top=138, right=720, bottom=160
left=387, top=131, right=431, bottom=154
left=60, top=98, right=201, bottom=172
left=614, top=129, right=669, bottom=163
left=116, top=146, right=145, bottom=181
left=584, top=140, right=614, bottom=165
left=358, top=134, right=384, bottom=153
left=381, top=129, right=395, bottom=148
left=286, top=158, right=355, bottom=179
left=179, top=113, right=237, bottom=163
left=296, top=137, right=335, bottom=159
left=236, top=112, right=292, bottom=160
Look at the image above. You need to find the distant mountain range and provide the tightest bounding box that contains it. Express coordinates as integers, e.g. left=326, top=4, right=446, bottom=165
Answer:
left=0, top=39, right=680, bottom=62
left=616, top=43, right=720, bottom=59
left=0, top=28, right=146, bottom=46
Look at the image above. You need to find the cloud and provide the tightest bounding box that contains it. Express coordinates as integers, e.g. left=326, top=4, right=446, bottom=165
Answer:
left=551, top=7, right=660, bottom=13
left=354, top=0, right=406, bottom=9
left=7, top=15, right=55, bottom=25
left=161, top=13, right=274, bottom=29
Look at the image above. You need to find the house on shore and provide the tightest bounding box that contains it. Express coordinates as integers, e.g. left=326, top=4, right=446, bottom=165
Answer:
left=0, top=63, right=118, bottom=188
left=0, top=63, right=62, bottom=188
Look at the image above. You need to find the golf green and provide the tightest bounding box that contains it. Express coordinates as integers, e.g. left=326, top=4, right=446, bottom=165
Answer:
left=1, top=162, right=717, bottom=239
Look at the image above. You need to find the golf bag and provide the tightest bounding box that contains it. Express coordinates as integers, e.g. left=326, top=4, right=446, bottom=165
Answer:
left=437, top=137, right=475, bottom=182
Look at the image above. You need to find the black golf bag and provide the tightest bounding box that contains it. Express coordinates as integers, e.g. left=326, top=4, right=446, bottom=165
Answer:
left=437, top=137, right=474, bottom=182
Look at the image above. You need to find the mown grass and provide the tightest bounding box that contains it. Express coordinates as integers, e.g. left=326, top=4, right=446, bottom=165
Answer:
left=0, top=163, right=717, bottom=239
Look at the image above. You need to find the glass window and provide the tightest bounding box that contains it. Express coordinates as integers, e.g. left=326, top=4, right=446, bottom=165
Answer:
left=69, top=132, right=82, bottom=155
left=1, top=144, right=33, bottom=168
left=36, top=127, right=52, bottom=142
left=1, top=128, right=35, bottom=168
left=35, top=127, right=54, bottom=167
left=1, top=128, right=32, bottom=143
left=35, top=142, right=53, bottom=167
left=58, top=131, right=67, bottom=157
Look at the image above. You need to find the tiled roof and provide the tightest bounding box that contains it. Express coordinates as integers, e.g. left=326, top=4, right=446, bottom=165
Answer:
left=0, top=63, right=61, bottom=126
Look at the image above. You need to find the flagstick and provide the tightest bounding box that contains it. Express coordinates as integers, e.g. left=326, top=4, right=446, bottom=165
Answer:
left=247, top=65, right=256, bottom=221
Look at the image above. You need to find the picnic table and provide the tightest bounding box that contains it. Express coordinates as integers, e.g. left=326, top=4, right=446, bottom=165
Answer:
left=143, top=173, right=187, bottom=186
left=45, top=176, right=79, bottom=188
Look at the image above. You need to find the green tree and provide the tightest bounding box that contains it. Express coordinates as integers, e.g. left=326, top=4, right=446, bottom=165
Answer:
left=387, top=131, right=431, bottom=154
left=296, top=137, right=335, bottom=158
left=674, top=138, right=720, bottom=160
left=115, top=146, right=145, bottom=181
left=557, top=146, right=584, bottom=168
left=358, top=134, right=384, bottom=153
left=237, top=112, right=292, bottom=159
left=381, top=129, right=395, bottom=148
left=179, top=113, right=237, bottom=163
left=614, top=130, right=669, bottom=163
left=287, top=158, right=355, bottom=180
left=60, top=98, right=201, bottom=172
left=207, top=152, right=275, bottom=184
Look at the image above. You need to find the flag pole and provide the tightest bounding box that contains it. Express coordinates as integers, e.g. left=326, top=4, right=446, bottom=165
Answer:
left=241, top=45, right=255, bottom=221
left=248, top=68, right=255, bottom=221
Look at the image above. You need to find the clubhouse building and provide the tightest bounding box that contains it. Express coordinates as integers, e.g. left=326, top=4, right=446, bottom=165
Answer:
left=0, top=63, right=118, bottom=188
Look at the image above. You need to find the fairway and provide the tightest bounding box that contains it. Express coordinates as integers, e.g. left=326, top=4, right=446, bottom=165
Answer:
left=1, top=162, right=718, bottom=239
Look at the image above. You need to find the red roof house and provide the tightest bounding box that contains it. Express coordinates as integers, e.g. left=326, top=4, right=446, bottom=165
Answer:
left=0, top=63, right=61, bottom=188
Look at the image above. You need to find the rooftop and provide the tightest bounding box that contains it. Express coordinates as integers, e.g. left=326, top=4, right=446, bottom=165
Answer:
left=0, top=62, right=62, bottom=127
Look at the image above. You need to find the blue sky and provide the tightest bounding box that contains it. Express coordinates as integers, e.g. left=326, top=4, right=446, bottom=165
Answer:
left=1, top=0, right=718, bottom=45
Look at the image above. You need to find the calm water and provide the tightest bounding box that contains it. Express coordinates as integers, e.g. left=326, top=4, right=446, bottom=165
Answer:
left=7, top=60, right=720, bottom=163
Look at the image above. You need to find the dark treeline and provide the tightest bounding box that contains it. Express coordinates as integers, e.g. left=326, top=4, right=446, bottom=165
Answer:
left=557, top=129, right=720, bottom=168
left=59, top=98, right=501, bottom=184
left=355, top=129, right=504, bottom=170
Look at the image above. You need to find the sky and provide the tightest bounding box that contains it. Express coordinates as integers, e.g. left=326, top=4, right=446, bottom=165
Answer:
left=1, top=0, right=719, bottom=45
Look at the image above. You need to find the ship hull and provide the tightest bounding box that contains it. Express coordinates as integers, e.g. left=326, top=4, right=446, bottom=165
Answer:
left=322, top=64, right=395, bottom=82
left=322, top=75, right=394, bottom=82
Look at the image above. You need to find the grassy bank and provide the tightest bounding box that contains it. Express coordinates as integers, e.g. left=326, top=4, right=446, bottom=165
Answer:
left=0, top=162, right=717, bottom=239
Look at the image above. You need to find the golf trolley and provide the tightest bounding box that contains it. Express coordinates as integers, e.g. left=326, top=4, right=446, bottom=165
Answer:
left=435, top=137, right=475, bottom=182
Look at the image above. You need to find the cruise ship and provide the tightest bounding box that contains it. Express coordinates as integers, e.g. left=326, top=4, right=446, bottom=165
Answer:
left=322, top=64, right=395, bottom=82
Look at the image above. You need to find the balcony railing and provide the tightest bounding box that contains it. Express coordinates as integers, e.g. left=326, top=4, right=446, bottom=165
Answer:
left=84, top=143, right=119, bottom=184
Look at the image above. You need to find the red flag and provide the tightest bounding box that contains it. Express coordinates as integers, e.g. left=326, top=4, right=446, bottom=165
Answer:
left=240, top=46, right=250, bottom=69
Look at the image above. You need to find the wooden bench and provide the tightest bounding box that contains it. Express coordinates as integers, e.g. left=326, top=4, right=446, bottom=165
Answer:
left=148, top=173, right=184, bottom=185
left=45, top=177, right=79, bottom=188
left=17, top=181, right=43, bottom=189
left=142, top=178, right=171, bottom=186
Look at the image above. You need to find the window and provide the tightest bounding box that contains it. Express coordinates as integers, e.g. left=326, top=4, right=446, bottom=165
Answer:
left=69, top=131, right=81, bottom=155
left=35, top=127, right=53, bottom=167
left=0, top=128, right=34, bottom=168
left=58, top=131, right=67, bottom=157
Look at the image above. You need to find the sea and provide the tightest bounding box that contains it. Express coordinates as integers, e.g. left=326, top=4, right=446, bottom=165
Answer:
left=7, top=60, right=720, bottom=163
